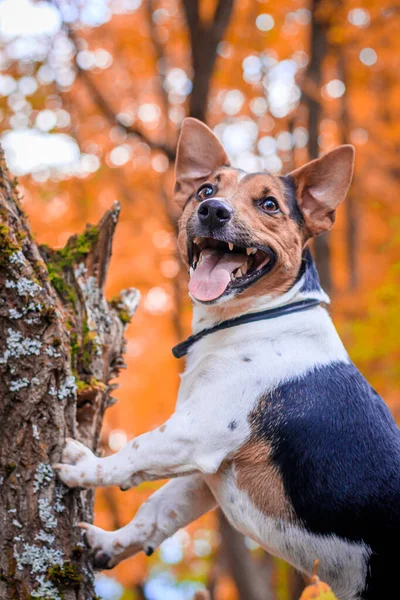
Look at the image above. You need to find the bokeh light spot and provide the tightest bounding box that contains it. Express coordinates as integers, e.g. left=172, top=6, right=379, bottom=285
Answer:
left=324, top=79, right=346, bottom=99
left=359, top=48, right=377, bottom=66
left=348, top=8, right=370, bottom=28
left=109, top=429, right=128, bottom=451
left=144, top=287, right=171, bottom=314
left=256, top=13, right=274, bottom=32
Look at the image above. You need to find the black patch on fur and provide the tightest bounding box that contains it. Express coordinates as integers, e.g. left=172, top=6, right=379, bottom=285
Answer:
left=280, top=176, right=322, bottom=294
left=295, top=247, right=322, bottom=293
left=228, top=420, right=238, bottom=431
left=82, top=532, right=91, bottom=549
left=252, top=361, right=400, bottom=598
left=280, top=175, right=305, bottom=226
left=242, top=356, right=252, bottom=362
left=145, top=546, right=154, bottom=557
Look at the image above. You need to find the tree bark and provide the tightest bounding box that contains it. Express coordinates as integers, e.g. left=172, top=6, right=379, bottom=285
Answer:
left=338, top=51, right=358, bottom=290
left=218, top=510, right=274, bottom=600
left=182, top=0, right=235, bottom=122
left=0, top=148, right=139, bottom=599
left=303, top=0, right=332, bottom=294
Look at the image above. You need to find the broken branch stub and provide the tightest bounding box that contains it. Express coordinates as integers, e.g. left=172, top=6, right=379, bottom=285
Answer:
left=39, top=201, right=140, bottom=448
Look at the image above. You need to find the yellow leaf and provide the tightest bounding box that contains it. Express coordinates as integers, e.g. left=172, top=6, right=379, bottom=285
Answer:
left=299, top=561, right=339, bottom=600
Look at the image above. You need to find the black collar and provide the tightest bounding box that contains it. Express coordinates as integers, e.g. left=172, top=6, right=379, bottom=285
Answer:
left=172, top=298, right=321, bottom=359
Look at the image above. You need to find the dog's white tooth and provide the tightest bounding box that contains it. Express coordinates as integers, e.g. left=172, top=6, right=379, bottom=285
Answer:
left=231, top=273, right=235, bottom=281
left=246, top=248, right=252, bottom=255
left=228, top=242, right=234, bottom=251
left=242, top=263, right=248, bottom=275
left=189, top=267, right=194, bottom=277
left=237, top=268, right=243, bottom=277
left=251, top=248, right=257, bottom=255
left=194, top=237, right=202, bottom=245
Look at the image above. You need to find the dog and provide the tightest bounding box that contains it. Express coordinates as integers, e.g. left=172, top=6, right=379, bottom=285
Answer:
left=56, top=118, right=400, bottom=600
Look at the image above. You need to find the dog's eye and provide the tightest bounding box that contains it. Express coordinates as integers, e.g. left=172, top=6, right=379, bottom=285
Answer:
left=260, top=196, right=280, bottom=213
left=196, top=184, right=215, bottom=201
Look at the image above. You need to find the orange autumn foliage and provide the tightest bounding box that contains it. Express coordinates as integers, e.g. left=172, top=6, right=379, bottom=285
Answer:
left=1, top=0, right=400, bottom=597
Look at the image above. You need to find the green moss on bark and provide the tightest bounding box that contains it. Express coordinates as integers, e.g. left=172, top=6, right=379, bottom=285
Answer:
left=47, top=562, right=83, bottom=587
left=0, top=224, right=21, bottom=267
left=109, top=295, right=132, bottom=325
left=41, top=224, right=100, bottom=306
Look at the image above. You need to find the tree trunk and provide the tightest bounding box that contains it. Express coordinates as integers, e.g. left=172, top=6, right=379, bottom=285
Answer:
left=0, top=148, right=139, bottom=599
left=303, top=0, right=332, bottom=294
left=218, top=510, right=274, bottom=600
left=182, top=0, right=235, bottom=123
left=338, top=51, right=358, bottom=290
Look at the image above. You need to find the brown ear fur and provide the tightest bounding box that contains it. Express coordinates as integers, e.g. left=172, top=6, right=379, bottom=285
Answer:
left=289, top=145, right=355, bottom=237
left=174, top=118, right=230, bottom=209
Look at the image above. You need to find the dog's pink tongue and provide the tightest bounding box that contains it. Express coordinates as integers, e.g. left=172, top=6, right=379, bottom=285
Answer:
left=189, top=249, right=245, bottom=302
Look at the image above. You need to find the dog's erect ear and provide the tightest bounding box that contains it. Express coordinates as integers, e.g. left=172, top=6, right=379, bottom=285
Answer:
left=174, top=118, right=230, bottom=209
left=289, top=145, right=355, bottom=237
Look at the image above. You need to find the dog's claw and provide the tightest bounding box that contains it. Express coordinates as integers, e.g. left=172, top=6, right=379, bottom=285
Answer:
left=79, top=525, right=92, bottom=550
left=80, top=521, right=148, bottom=570
left=145, top=546, right=154, bottom=557
left=55, top=438, right=99, bottom=488
left=93, top=551, right=113, bottom=570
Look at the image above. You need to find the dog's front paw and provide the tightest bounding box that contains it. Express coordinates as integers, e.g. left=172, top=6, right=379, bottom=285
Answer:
left=79, top=523, right=142, bottom=569
left=80, top=523, right=116, bottom=569
left=54, top=438, right=99, bottom=488
left=119, top=472, right=145, bottom=492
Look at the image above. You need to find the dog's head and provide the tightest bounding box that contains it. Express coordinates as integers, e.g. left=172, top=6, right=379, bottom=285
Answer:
left=175, top=118, right=354, bottom=305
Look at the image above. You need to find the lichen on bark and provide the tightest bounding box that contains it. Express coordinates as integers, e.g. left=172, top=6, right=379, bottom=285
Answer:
left=0, top=147, right=139, bottom=599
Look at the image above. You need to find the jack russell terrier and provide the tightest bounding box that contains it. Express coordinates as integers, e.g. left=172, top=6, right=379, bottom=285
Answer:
left=56, top=118, right=400, bottom=600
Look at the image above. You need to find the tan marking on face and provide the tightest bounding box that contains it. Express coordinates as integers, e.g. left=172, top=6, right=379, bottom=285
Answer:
left=177, top=167, right=305, bottom=309
left=112, top=539, right=124, bottom=550
left=233, top=439, right=295, bottom=521
left=159, top=425, right=167, bottom=433
left=132, top=440, right=139, bottom=450
left=228, top=172, right=303, bottom=299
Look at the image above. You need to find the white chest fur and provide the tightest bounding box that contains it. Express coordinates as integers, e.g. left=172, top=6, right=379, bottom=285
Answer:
left=176, top=306, right=349, bottom=475
left=179, top=305, right=348, bottom=415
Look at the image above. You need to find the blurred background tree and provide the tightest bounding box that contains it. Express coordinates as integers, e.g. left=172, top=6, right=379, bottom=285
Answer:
left=0, top=0, right=399, bottom=598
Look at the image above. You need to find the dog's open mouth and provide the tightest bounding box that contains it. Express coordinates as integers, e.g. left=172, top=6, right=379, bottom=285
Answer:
left=188, top=237, right=276, bottom=302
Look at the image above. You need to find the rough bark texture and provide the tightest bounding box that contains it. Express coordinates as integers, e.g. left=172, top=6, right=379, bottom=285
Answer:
left=303, top=0, right=332, bottom=294
left=0, top=149, right=139, bottom=599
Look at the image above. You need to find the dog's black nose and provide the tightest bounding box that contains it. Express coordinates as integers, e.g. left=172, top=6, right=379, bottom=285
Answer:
left=197, top=200, right=233, bottom=230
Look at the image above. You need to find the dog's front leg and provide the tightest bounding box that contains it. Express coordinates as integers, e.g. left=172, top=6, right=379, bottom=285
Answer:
left=55, top=408, right=232, bottom=489
left=79, top=474, right=216, bottom=569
